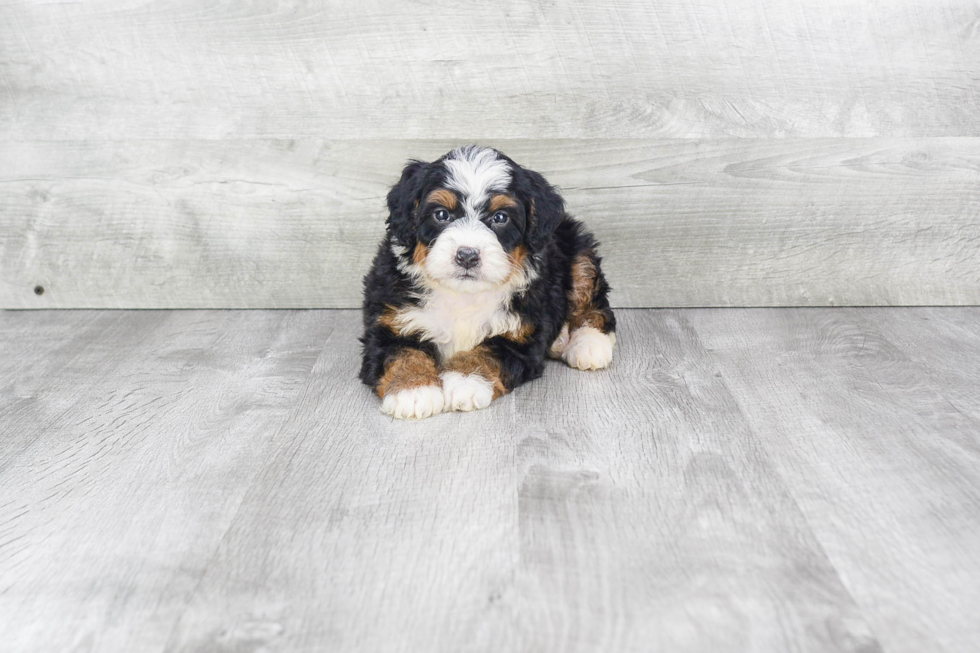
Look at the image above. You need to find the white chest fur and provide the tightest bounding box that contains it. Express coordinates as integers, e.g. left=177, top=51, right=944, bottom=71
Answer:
left=394, top=287, right=522, bottom=361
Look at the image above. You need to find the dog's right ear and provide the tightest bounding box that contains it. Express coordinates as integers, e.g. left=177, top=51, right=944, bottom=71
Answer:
left=518, top=168, right=566, bottom=254
left=385, top=160, right=428, bottom=247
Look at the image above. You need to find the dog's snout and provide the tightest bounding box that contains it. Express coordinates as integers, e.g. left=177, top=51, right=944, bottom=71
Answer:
left=454, top=247, right=481, bottom=270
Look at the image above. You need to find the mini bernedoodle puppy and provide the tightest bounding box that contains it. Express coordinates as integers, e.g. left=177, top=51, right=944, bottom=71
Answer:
left=360, top=145, right=616, bottom=419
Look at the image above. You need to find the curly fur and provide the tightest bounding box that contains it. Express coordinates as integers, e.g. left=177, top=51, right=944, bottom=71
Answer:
left=360, top=145, right=616, bottom=418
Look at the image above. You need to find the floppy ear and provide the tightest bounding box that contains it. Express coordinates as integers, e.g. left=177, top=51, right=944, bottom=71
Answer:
left=385, top=160, right=427, bottom=246
left=519, top=168, right=566, bottom=253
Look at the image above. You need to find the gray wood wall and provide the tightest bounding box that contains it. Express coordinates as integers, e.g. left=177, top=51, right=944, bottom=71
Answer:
left=2, top=0, right=978, bottom=308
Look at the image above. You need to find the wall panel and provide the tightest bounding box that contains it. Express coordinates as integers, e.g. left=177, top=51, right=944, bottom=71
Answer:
left=3, top=139, right=977, bottom=308
left=1, top=0, right=978, bottom=140
left=1, top=1, right=978, bottom=307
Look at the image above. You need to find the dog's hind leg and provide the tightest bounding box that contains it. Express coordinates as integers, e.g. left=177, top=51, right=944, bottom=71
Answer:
left=555, top=250, right=617, bottom=371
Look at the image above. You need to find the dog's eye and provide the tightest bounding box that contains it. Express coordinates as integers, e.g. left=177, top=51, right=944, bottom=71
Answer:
left=491, top=211, right=509, bottom=225
left=433, top=208, right=451, bottom=222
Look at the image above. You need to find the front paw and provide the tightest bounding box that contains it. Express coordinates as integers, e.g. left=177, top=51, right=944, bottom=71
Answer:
left=563, top=327, right=615, bottom=371
left=381, top=385, right=445, bottom=419
left=441, top=372, right=494, bottom=412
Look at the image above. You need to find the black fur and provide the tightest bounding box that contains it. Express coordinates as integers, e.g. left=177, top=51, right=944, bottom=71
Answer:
left=360, top=146, right=615, bottom=397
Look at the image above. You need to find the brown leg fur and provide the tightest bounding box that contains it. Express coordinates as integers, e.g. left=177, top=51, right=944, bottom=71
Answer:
left=376, top=348, right=441, bottom=398
left=442, top=346, right=507, bottom=399
left=567, top=253, right=609, bottom=332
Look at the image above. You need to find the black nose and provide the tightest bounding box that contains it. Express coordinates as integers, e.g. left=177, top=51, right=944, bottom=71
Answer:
left=454, top=247, right=481, bottom=270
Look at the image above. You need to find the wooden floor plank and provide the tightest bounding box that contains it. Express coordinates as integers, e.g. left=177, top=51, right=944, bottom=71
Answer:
left=161, top=310, right=878, bottom=653
left=2, top=309, right=978, bottom=652
left=851, top=308, right=980, bottom=423
left=0, top=311, right=171, bottom=471
left=687, top=308, right=980, bottom=653
left=160, top=314, right=528, bottom=653
left=0, top=310, right=111, bottom=415
left=0, top=310, right=329, bottom=653
left=507, top=310, right=880, bottom=653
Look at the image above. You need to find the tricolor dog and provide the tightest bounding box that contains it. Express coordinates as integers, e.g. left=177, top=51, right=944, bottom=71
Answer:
left=360, top=146, right=616, bottom=419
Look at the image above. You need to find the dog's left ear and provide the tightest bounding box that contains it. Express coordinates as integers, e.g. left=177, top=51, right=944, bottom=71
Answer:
left=385, top=160, right=427, bottom=246
left=517, top=168, right=565, bottom=253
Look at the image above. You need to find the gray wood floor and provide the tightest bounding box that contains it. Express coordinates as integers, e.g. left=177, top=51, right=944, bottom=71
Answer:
left=1, top=308, right=978, bottom=653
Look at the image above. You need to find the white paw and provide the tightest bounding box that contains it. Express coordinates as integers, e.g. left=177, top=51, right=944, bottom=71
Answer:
left=381, top=385, right=445, bottom=419
left=441, top=372, right=494, bottom=412
left=563, top=327, right=615, bottom=371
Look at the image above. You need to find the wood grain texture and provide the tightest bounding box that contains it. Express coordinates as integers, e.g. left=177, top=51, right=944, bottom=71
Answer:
left=1, top=0, right=978, bottom=139
left=163, top=310, right=878, bottom=653
left=2, top=138, right=978, bottom=308
left=0, top=310, right=328, bottom=652
left=687, top=308, right=980, bottom=653
left=3, top=308, right=980, bottom=651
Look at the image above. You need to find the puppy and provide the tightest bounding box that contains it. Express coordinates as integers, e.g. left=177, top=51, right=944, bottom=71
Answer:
left=360, top=145, right=616, bottom=419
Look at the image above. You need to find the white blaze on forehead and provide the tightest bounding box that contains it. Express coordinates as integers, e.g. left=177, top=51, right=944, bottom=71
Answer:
left=443, top=146, right=511, bottom=217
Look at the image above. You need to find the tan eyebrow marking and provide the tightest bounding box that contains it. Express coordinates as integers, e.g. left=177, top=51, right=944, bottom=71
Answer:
left=489, top=194, right=518, bottom=212
left=425, top=189, right=458, bottom=209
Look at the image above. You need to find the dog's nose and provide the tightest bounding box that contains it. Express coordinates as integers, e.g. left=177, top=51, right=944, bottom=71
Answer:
left=454, top=247, right=481, bottom=270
